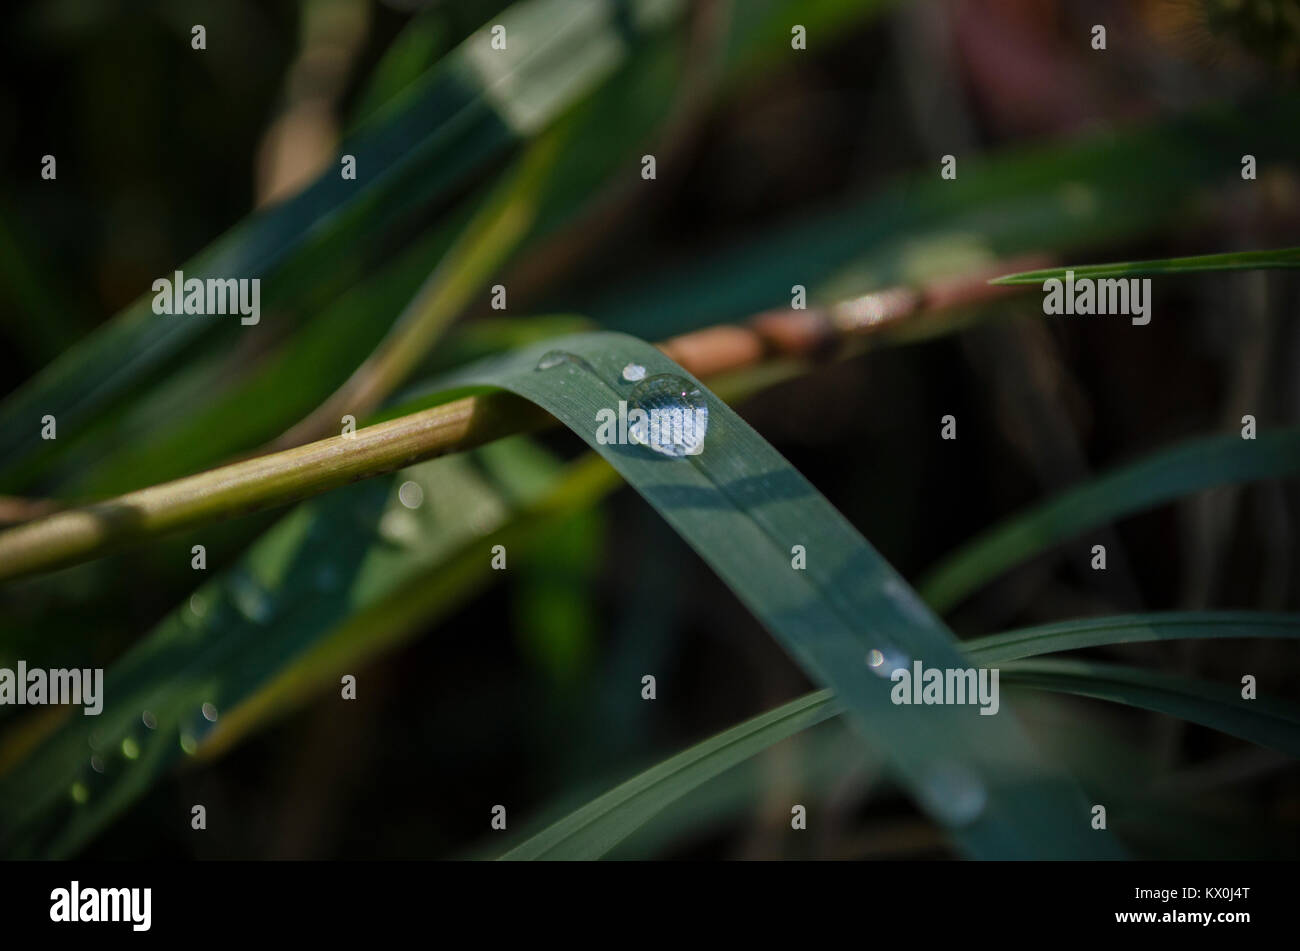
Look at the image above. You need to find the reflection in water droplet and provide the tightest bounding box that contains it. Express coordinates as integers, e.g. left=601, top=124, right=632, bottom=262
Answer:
left=142, top=710, right=157, bottom=730
left=867, top=647, right=910, bottom=678
left=70, top=782, right=89, bottom=805
left=622, top=363, right=646, bottom=382
left=398, top=480, right=424, bottom=509
left=202, top=703, right=219, bottom=723
left=180, top=733, right=198, bottom=755
left=536, top=350, right=595, bottom=373
left=230, top=572, right=273, bottom=624
left=90, top=755, right=104, bottom=774
left=629, top=374, right=709, bottom=458
left=122, top=737, right=140, bottom=760
left=919, top=762, right=987, bottom=827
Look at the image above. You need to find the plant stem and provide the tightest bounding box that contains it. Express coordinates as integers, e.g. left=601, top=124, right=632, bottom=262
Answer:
left=0, top=261, right=1039, bottom=582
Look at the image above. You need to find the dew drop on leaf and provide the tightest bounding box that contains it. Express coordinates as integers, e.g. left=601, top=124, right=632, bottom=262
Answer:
left=629, top=374, right=709, bottom=457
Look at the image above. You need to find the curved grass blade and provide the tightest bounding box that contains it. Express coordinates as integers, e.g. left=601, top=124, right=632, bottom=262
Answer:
left=919, top=428, right=1300, bottom=613
left=968, top=611, right=1300, bottom=662
left=443, top=331, right=1116, bottom=859
left=500, top=691, right=842, bottom=860
left=505, top=610, right=1300, bottom=858
left=990, top=247, right=1300, bottom=285
left=1002, top=659, right=1300, bottom=757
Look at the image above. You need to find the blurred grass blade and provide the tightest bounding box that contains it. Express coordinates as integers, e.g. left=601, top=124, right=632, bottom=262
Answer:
left=580, top=97, right=1300, bottom=338
left=919, top=428, right=1300, bottom=613
left=506, top=611, right=1300, bottom=858
left=500, top=692, right=842, bottom=860
left=1002, top=659, right=1300, bottom=757
left=0, top=0, right=684, bottom=492
left=990, top=247, right=1300, bottom=285
left=0, top=437, right=582, bottom=857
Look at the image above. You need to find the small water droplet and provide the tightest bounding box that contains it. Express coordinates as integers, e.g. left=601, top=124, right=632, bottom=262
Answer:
left=622, top=363, right=646, bottom=382
left=70, top=781, right=89, bottom=805
left=87, top=729, right=102, bottom=751
left=202, top=703, right=219, bottom=723
left=628, top=374, right=709, bottom=458
left=121, top=737, right=140, bottom=760
left=229, top=572, right=273, bottom=624
left=918, top=762, right=986, bottom=827
left=179, top=733, right=198, bottom=755
left=535, top=350, right=595, bottom=372
left=90, top=754, right=105, bottom=774
left=189, top=592, right=207, bottom=619
left=398, top=480, right=424, bottom=509
left=867, top=647, right=910, bottom=678
left=141, top=710, right=157, bottom=730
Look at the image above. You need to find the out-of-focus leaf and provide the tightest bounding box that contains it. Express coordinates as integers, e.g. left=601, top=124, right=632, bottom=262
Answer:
left=0, top=0, right=687, bottom=494
left=574, top=98, right=1300, bottom=338
left=0, top=437, right=577, bottom=857
left=505, top=611, right=1300, bottom=858
left=918, top=428, right=1300, bottom=613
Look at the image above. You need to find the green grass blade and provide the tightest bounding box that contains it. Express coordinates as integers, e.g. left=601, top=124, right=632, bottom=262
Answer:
left=505, top=610, right=1300, bottom=858
left=444, top=331, right=1116, bottom=859
left=0, top=0, right=684, bottom=492
left=499, top=691, right=842, bottom=860
left=0, top=439, right=574, bottom=857
left=967, top=611, right=1300, bottom=662
left=919, top=428, right=1300, bottom=613
left=1001, top=659, right=1300, bottom=757
left=990, top=247, right=1300, bottom=285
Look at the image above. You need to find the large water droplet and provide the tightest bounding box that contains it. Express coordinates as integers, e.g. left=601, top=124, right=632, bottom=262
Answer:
left=918, top=762, right=987, bottom=827
left=536, top=350, right=595, bottom=373
left=628, top=374, right=709, bottom=458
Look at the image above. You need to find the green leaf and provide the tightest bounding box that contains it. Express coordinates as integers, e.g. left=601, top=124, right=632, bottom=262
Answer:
left=579, top=97, right=1300, bottom=338
left=1002, top=659, right=1300, bottom=757
left=500, top=692, right=842, bottom=860
left=439, top=332, right=1115, bottom=859
left=919, top=428, right=1300, bottom=613
left=504, top=611, right=1300, bottom=859
left=0, top=439, right=582, bottom=857
left=0, top=0, right=685, bottom=493
left=990, top=247, right=1300, bottom=285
